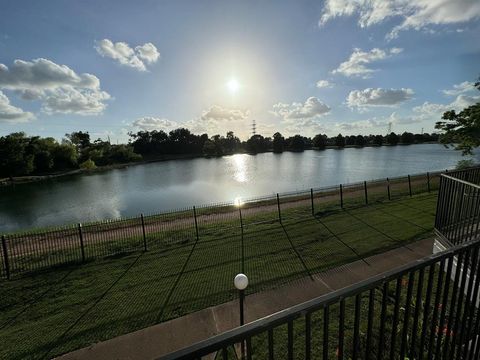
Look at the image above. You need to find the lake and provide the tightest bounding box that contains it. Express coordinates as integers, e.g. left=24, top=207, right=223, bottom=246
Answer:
left=0, top=144, right=477, bottom=232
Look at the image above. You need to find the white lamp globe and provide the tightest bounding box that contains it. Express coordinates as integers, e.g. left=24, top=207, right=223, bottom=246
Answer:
left=234, top=273, right=249, bottom=290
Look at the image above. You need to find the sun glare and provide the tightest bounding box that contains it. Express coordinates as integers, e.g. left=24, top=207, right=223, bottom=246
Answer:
left=226, top=78, right=240, bottom=93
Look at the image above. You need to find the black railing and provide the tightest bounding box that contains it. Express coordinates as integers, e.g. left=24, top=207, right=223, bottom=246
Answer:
left=435, top=174, right=480, bottom=246
left=159, top=238, right=480, bottom=360
left=158, top=168, right=480, bottom=360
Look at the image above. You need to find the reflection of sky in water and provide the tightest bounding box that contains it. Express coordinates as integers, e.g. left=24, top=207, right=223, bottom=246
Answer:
left=1, top=144, right=479, bottom=232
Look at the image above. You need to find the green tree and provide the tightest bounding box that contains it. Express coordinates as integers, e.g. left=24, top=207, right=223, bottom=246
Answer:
left=435, top=80, right=480, bottom=155
left=400, top=132, right=415, bottom=144
left=272, top=132, right=285, bottom=153
left=313, top=134, right=327, bottom=150
left=288, top=135, right=305, bottom=151
left=0, top=132, right=34, bottom=177
left=386, top=132, right=399, bottom=145
left=335, top=134, right=345, bottom=148
left=373, top=135, right=383, bottom=146
left=355, top=135, right=366, bottom=146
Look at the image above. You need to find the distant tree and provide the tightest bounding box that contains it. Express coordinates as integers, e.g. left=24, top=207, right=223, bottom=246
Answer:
left=66, top=131, right=91, bottom=152
left=272, top=132, right=285, bottom=153
left=355, top=135, right=366, bottom=147
left=345, top=136, right=355, bottom=146
left=313, top=134, right=327, bottom=150
left=0, top=132, right=34, bottom=177
left=202, top=139, right=217, bottom=156
left=435, top=79, right=480, bottom=155
left=246, top=135, right=270, bottom=154
left=52, top=143, right=78, bottom=170
left=79, top=159, right=96, bottom=170
left=373, top=135, right=383, bottom=146
left=335, top=134, right=345, bottom=148
left=386, top=132, right=399, bottom=145
left=400, top=132, right=415, bottom=144
left=288, top=135, right=305, bottom=151
left=224, top=131, right=241, bottom=153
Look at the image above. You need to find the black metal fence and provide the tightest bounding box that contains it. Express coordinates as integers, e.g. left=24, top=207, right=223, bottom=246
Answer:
left=435, top=172, right=480, bottom=246
left=157, top=167, right=480, bottom=360
left=0, top=170, right=442, bottom=280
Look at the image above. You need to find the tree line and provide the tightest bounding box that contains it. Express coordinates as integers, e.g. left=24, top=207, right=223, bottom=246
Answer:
left=0, top=129, right=438, bottom=178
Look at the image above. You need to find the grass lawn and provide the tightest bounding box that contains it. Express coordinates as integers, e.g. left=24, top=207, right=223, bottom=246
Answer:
left=0, top=192, right=437, bottom=359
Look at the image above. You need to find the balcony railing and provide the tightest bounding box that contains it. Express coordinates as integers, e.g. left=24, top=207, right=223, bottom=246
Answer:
left=159, top=168, right=480, bottom=360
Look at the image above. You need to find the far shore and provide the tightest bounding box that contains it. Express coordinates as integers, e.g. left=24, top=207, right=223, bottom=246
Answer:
left=0, top=142, right=439, bottom=187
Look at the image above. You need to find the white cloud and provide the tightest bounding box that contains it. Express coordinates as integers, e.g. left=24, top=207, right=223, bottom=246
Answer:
left=0, top=58, right=99, bottom=91
left=413, top=94, right=480, bottom=121
left=95, top=39, right=160, bottom=71
left=316, top=80, right=333, bottom=88
left=132, top=116, right=177, bottom=131
left=0, top=58, right=110, bottom=116
left=41, top=86, right=111, bottom=115
left=0, top=91, right=34, bottom=122
left=319, top=0, right=480, bottom=39
left=442, top=81, right=476, bottom=96
left=272, top=97, right=331, bottom=120
left=332, top=48, right=402, bottom=78
left=201, top=105, right=249, bottom=122
left=347, top=88, right=414, bottom=107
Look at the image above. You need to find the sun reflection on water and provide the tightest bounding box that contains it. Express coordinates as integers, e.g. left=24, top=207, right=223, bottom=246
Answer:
left=232, top=154, right=248, bottom=183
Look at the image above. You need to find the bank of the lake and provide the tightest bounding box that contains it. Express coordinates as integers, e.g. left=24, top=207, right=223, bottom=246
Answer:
left=0, top=143, right=477, bottom=233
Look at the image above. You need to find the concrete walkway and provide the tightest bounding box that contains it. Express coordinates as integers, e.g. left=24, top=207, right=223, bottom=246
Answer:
left=57, top=238, right=434, bottom=360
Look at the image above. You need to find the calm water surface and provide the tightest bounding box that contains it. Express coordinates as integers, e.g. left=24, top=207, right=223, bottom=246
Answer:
left=1, top=144, right=477, bottom=232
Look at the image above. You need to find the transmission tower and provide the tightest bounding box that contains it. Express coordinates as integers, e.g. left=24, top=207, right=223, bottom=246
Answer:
left=387, top=121, right=392, bottom=134
left=251, top=119, right=256, bottom=136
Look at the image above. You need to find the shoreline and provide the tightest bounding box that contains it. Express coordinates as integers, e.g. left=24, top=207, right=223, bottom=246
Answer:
left=0, top=142, right=440, bottom=186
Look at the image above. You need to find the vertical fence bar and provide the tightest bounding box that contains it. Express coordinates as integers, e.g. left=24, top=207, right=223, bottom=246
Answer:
left=276, top=193, right=282, bottom=223
left=287, top=320, right=293, bottom=360
left=239, top=206, right=245, bottom=274
left=378, top=282, right=388, bottom=360
left=427, top=172, right=431, bottom=193
left=365, top=289, right=374, bottom=359
left=310, top=188, right=314, bottom=216
left=340, top=184, right=344, bottom=208
left=353, top=294, right=361, bottom=359
left=193, top=206, right=199, bottom=242
left=338, top=299, right=345, bottom=360
left=268, top=328, right=274, bottom=360
left=323, top=306, right=329, bottom=360
left=408, top=175, right=412, bottom=197
left=364, top=181, right=368, bottom=205
left=1, top=235, right=10, bottom=280
left=387, top=178, right=391, bottom=201
left=78, top=223, right=85, bottom=262
left=305, top=312, right=311, bottom=360
left=400, top=271, right=415, bottom=359
left=141, top=213, right=147, bottom=251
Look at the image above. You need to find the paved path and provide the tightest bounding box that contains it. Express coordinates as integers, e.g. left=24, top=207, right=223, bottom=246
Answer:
left=57, top=238, right=434, bottom=360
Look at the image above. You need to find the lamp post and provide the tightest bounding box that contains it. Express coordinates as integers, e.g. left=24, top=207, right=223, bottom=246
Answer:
left=234, top=273, right=248, bottom=359
left=234, top=273, right=249, bottom=326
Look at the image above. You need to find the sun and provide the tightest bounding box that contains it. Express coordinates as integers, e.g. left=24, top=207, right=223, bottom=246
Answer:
left=226, top=78, right=240, bottom=94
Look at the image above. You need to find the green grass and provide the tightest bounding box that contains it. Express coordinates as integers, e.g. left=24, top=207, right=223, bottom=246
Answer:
left=0, top=192, right=438, bottom=359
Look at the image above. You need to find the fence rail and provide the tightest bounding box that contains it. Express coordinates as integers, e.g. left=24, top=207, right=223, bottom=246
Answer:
left=157, top=167, right=480, bottom=360
left=0, top=170, right=443, bottom=279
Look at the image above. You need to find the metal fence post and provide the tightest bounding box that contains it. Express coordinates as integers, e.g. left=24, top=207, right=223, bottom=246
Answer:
left=141, top=213, right=147, bottom=251
left=193, top=206, right=200, bottom=242
left=427, top=172, right=431, bottom=193
left=387, top=178, right=391, bottom=201
left=364, top=181, right=368, bottom=205
left=276, top=193, right=282, bottom=223
left=340, top=184, right=344, bottom=208
left=1, top=235, right=10, bottom=280
left=239, top=206, right=244, bottom=273
left=408, top=175, right=412, bottom=197
left=310, top=188, right=314, bottom=216
left=78, top=223, right=85, bottom=263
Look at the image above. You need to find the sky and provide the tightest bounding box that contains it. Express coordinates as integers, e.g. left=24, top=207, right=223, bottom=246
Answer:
left=0, top=0, right=479, bottom=142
